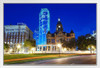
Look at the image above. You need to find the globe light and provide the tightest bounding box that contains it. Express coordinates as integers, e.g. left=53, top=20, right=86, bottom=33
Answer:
left=91, top=46, right=95, bottom=49
left=57, top=44, right=61, bottom=57
left=22, top=43, right=24, bottom=45
left=9, top=49, right=13, bottom=52
left=64, top=48, right=66, bottom=51
left=58, top=18, right=60, bottom=21
left=31, top=48, right=35, bottom=51
left=17, top=44, right=21, bottom=49
left=10, top=42, right=12, bottom=44
left=31, top=48, right=35, bottom=54
left=58, top=26, right=61, bottom=28
left=57, top=44, right=61, bottom=48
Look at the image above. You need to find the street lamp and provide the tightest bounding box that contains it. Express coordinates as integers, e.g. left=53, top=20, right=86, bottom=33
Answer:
left=87, top=45, right=95, bottom=54
left=9, top=48, right=13, bottom=54
left=17, top=44, right=21, bottom=54
left=31, top=48, right=35, bottom=54
left=57, top=44, right=61, bottom=57
left=91, top=46, right=95, bottom=53
left=64, top=48, right=66, bottom=51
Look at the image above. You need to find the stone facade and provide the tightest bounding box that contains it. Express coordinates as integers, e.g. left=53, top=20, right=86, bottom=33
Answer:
left=46, top=18, right=75, bottom=46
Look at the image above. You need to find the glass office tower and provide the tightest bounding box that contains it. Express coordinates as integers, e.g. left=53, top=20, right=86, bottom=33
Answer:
left=39, top=8, right=50, bottom=45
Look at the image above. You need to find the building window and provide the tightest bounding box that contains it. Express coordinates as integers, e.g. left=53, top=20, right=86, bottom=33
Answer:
left=13, top=39, right=15, bottom=43
left=10, top=39, right=12, bottom=42
left=57, top=40, right=59, bottom=42
left=23, top=32, right=24, bottom=35
left=8, top=39, right=9, bottom=43
left=67, top=38, right=70, bottom=41
left=52, top=39, right=55, bottom=43
left=57, top=28, right=58, bottom=30
left=48, top=46, right=50, bottom=51
left=47, top=39, right=50, bottom=43
left=16, top=39, right=18, bottom=43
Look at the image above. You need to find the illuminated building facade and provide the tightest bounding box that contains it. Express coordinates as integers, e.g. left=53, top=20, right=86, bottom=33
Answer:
left=39, top=8, right=50, bottom=45
left=36, top=18, right=75, bottom=52
left=4, top=23, right=34, bottom=52
left=46, top=18, right=75, bottom=50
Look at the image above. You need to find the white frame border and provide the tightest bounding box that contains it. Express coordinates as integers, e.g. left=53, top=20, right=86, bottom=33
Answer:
left=0, top=0, right=100, bottom=68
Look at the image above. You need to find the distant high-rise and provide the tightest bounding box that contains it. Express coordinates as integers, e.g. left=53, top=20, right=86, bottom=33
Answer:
left=34, top=28, right=39, bottom=46
left=39, top=8, right=50, bottom=45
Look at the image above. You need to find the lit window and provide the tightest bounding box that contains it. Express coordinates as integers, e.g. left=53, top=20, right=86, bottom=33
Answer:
left=47, top=39, right=50, bottom=43
left=52, top=39, right=55, bottom=43
left=67, top=38, right=69, bottom=41
left=57, top=40, right=59, bottom=42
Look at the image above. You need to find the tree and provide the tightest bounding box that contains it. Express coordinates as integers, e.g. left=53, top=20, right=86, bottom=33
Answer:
left=62, top=38, right=76, bottom=50
left=62, top=40, right=68, bottom=48
left=77, top=35, right=87, bottom=50
left=85, top=34, right=91, bottom=38
left=86, top=36, right=96, bottom=53
left=59, top=38, right=64, bottom=43
left=4, top=43, right=9, bottom=52
left=77, top=34, right=96, bottom=50
left=87, top=44, right=96, bottom=53
left=68, top=38, right=76, bottom=49
left=24, top=39, right=36, bottom=50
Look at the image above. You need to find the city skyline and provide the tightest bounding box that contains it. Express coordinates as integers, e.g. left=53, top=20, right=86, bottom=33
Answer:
left=4, top=4, right=96, bottom=38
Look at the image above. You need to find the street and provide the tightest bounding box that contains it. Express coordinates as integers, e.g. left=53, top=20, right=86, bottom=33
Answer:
left=12, top=55, right=96, bottom=65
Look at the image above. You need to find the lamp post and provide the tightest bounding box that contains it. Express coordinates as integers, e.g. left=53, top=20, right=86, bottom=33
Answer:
left=91, top=46, right=95, bottom=54
left=64, top=48, right=66, bottom=52
left=88, top=45, right=95, bottom=54
left=9, top=48, right=13, bottom=54
left=17, top=44, right=21, bottom=54
left=31, top=48, right=35, bottom=54
left=57, top=44, right=61, bottom=57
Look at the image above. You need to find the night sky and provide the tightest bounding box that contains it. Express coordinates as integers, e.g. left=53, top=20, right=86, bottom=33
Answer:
left=4, top=4, right=96, bottom=39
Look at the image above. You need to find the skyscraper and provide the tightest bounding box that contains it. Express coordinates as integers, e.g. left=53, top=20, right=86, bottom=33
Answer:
left=39, top=8, right=50, bottom=45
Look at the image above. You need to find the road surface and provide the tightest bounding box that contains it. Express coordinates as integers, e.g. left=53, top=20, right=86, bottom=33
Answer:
left=12, top=55, right=96, bottom=65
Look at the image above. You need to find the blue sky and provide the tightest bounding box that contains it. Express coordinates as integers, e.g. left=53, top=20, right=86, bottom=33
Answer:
left=4, top=4, right=96, bottom=38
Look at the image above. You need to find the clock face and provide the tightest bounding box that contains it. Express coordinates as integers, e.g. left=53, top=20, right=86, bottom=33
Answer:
left=58, top=26, right=61, bottom=28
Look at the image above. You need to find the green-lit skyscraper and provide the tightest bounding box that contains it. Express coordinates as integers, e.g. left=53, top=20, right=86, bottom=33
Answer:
left=39, top=8, right=50, bottom=45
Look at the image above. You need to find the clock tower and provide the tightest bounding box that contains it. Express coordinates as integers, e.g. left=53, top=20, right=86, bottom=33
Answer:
left=56, top=18, right=63, bottom=32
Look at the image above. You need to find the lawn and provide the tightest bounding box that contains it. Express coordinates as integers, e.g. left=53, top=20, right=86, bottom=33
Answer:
left=4, top=57, right=60, bottom=64
left=4, top=53, right=59, bottom=60
left=4, top=53, right=95, bottom=64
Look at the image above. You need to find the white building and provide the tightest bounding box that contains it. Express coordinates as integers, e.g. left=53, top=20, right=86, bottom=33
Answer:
left=4, top=23, right=33, bottom=53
